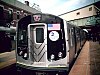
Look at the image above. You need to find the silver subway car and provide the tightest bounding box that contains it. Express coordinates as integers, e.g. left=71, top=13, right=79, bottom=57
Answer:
left=16, top=13, right=86, bottom=75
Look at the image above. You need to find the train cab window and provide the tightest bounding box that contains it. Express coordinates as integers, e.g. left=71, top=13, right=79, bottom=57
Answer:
left=36, top=28, right=44, bottom=43
left=18, top=30, right=27, bottom=44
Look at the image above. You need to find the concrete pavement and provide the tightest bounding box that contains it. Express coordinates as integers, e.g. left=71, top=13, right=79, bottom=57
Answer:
left=69, top=41, right=100, bottom=75
left=0, top=50, right=16, bottom=69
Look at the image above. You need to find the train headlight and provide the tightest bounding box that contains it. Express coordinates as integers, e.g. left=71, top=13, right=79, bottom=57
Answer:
left=23, top=53, right=28, bottom=60
left=19, top=51, right=23, bottom=56
left=50, top=54, right=55, bottom=60
left=58, top=52, right=63, bottom=58
left=24, top=53, right=27, bottom=58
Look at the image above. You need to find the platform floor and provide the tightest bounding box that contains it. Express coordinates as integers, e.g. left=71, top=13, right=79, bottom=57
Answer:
left=69, top=41, right=100, bottom=75
left=0, top=50, right=16, bottom=69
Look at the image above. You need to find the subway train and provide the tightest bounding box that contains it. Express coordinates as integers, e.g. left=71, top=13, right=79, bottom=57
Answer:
left=16, top=13, right=86, bottom=75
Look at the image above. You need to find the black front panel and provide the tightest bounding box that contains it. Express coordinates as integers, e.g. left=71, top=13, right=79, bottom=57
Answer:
left=47, top=22, right=66, bottom=61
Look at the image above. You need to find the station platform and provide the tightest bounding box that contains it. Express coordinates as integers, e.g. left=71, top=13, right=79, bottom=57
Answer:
left=0, top=50, right=16, bottom=69
left=69, top=41, right=100, bottom=75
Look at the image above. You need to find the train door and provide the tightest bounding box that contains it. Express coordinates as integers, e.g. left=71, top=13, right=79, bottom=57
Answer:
left=28, top=23, right=47, bottom=64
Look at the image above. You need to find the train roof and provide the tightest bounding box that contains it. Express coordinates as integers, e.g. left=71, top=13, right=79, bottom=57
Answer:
left=18, top=13, right=64, bottom=25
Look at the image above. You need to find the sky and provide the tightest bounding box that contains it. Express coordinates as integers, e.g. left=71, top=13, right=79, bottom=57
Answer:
left=18, top=0, right=95, bottom=15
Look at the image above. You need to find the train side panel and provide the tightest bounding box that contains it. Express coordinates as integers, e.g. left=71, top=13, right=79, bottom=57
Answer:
left=75, top=28, right=81, bottom=54
left=67, top=23, right=76, bottom=65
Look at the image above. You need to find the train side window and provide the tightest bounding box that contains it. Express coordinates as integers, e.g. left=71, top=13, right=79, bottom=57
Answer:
left=36, top=28, right=44, bottom=43
left=69, top=28, right=73, bottom=47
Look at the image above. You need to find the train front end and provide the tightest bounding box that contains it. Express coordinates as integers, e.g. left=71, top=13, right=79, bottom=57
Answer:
left=16, top=14, right=69, bottom=74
